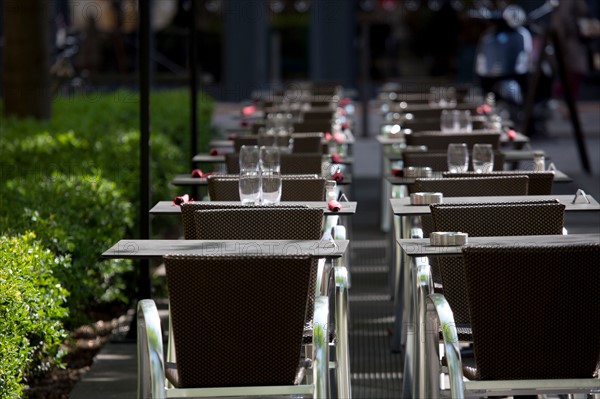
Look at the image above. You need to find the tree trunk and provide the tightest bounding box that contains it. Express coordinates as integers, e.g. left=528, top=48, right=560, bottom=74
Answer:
left=2, top=0, right=52, bottom=119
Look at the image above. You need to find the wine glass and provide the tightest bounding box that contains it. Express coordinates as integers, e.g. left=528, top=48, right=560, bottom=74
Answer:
left=472, top=144, right=494, bottom=173
left=447, top=143, right=469, bottom=173
left=457, top=110, right=472, bottom=132
left=440, top=110, right=455, bottom=132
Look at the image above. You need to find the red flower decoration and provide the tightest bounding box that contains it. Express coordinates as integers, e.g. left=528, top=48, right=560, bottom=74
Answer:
left=331, top=153, right=342, bottom=163
left=507, top=129, right=517, bottom=140
left=333, top=132, right=346, bottom=143
left=477, top=104, right=492, bottom=114
left=339, top=97, right=351, bottom=107
left=341, top=122, right=349, bottom=131
left=173, top=194, right=194, bottom=206
left=332, top=169, right=344, bottom=183
left=209, top=148, right=219, bottom=156
left=328, top=200, right=341, bottom=212
left=391, top=168, right=403, bottom=177
left=324, top=132, right=332, bottom=141
left=191, top=169, right=205, bottom=178
left=242, top=105, right=257, bottom=116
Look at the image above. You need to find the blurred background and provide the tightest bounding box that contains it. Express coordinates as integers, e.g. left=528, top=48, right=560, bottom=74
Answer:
left=2, top=0, right=598, bottom=104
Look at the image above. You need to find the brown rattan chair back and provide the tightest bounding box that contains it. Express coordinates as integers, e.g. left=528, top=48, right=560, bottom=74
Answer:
left=291, top=133, right=324, bottom=153
left=193, top=207, right=323, bottom=241
left=233, top=136, right=258, bottom=152
left=225, top=153, right=323, bottom=175
left=413, top=176, right=529, bottom=197
left=207, top=175, right=325, bottom=203
left=430, top=200, right=565, bottom=325
left=461, top=243, right=600, bottom=380
left=164, top=254, right=316, bottom=388
left=442, top=171, right=555, bottom=195
left=406, top=132, right=501, bottom=150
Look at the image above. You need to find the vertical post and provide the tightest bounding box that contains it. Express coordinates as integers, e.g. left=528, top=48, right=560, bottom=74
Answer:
left=189, top=0, right=198, bottom=170
left=138, top=0, right=152, bottom=300
left=551, top=29, right=591, bottom=173
left=360, top=20, right=370, bottom=138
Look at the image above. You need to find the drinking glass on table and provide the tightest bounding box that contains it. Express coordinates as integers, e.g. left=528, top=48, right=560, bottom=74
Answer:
left=472, top=144, right=494, bottom=173
left=259, top=146, right=282, bottom=204
left=440, top=110, right=455, bottom=132
left=457, top=110, right=473, bottom=132
left=239, top=145, right=261, bottom=204
left=447, top=143, right=469, bottom=173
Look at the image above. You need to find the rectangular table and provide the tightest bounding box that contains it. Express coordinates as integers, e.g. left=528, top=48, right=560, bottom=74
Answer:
left=192, top=152, right=354, bottom=165
left=390, top=194, right=600, bottom=216
left=171, top=174, right=353, bottom=186
left=384, top=149, right=549, bottom=163
left=398, top=233, right=600, bottom=257
left=375, top=130, right=530, bottom=146
left=102, top=239, right=349, bottom=260
left=384, top=169, right=572, bottom=184
left=150, top=201, right=358, bottom=216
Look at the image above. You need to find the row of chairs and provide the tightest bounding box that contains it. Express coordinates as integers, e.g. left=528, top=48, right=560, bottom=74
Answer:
left=138, top=87, right=353, bottom=398
left=380, top=84, right=599, bottom=397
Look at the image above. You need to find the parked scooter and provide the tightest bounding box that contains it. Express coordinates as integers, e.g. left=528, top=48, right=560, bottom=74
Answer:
left=472, top=0, right=559, bottom=131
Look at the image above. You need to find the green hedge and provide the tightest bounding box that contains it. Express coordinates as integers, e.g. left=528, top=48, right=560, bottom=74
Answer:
left=0, top=233, right=68, bottom=398
left=0, top=89, right=214, bottom=323
left=0, top=173, right=133, bottom=326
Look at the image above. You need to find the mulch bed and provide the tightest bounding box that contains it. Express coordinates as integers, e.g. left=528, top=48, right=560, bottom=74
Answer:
left=24, top=303, right=131, bottom=399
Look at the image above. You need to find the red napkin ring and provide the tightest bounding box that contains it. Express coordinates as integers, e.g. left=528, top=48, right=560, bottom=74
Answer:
left=324, top=132, right=332, bottom=141
left=391, top=168, right=403, bottom=177
left=173, top=194, right=194, bottom=206
left=477, top=104, right=492, bottom=114
left=191, top=169, right=205, bottom=178
left=507, top=129, right=517, bottom=140
left=227, top=134, right=237, bottom=141
left=209, top=148, right=219, bottom=156
left=339, top=97, right=351, bottom=106
left=332, top=170, right=344, bottom=183
left=331, top=153, right=342, bottom=163
left=240, top=120, right=249, bottom=127
left=328, top=200, right=341, bottom=212
left=333, top=132, right=346, bottom=143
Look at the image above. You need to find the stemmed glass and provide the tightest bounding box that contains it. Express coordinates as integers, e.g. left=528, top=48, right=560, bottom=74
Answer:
left=447, top=143, right=469, bottom=173
left=238, top=145, right=261, bottom=204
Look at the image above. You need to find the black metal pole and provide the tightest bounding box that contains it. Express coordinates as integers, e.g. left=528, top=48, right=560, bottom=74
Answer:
left=551, top=29, right=591, bottom=173
left=138, top=0, right=152, bottom=299
left=190, top=0, right=198, bottom=168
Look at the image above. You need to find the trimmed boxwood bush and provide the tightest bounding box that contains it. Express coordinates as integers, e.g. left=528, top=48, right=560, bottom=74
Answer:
left=0, top=173, right=133, bottom=326
left=0, top=233, right=68, bottom=398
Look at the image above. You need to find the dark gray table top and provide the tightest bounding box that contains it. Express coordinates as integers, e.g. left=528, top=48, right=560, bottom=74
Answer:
left=171, top=174, right=353, bottom=186
left=398, top=234, right=600, bottom=257
left=384, top=149, right=549, bottom=162
left=150, top=201, right=358, bottom=215
left=103, top=239, right=349, bottom=259
left=384, top=170, right=572, bottom=185
left=390, top=194, right=600, bottom=216
left=375, top=130, right=529, bottom=145
left=192, top=152, right=354, bottom=165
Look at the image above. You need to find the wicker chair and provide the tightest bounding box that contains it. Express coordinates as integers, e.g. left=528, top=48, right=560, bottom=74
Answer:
left=233, top=136, right=258, bottom=152
left=403, top=151, right=506, bottom=172
left=429, top=243, right=600, bottom=398
left=291, top=133, right=324, bottom=153
left=442, top=171, right=555, bottom=195
left=413, top=175, right=529, bottom=197
left=405, top=132, right=501, bottom=151
left=137, top=254, right=329, bottom=398
left=225, top=153, right=324, bottom=175
left=191, top=207, right=350, bottom=397
left=207, top=175, right=325, bottom=202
